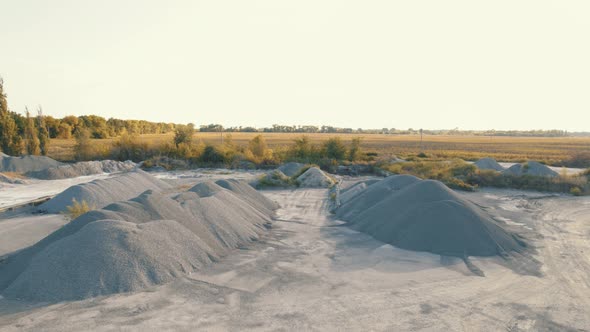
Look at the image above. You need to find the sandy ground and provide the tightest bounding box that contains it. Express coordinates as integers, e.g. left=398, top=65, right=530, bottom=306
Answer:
left=0, top=177, right=589, bottom=331
left=0, top=213, right=68, bottom=257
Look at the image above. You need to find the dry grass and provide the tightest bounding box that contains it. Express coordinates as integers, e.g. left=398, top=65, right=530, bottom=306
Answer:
left=64, top=198, right=95, bottom=219
left=48, top=133, right=590, bottom=166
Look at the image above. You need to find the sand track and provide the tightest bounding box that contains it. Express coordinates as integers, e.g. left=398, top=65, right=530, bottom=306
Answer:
left=1, top=185, right=589, bottom=331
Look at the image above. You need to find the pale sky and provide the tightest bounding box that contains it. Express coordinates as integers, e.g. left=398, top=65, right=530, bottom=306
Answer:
left=1, top=1, right=589, bottom=131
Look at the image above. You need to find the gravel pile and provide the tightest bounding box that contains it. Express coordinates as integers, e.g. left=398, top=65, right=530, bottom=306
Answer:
left=336, top=175, right=421, bottom=221
left=215, top=179, right=279, bottom=212
left=0, top=179, right=277, bottom=301
left=474, top=158, right=505, bottom=171
left=0, top=154, right=61, bottom=173
left=296, top=167, right=336, bottom=188
left=503, top=161, right=558, bottom=177
left=339, top=179, right=380, bottom=205
left=336, top=175, right=528, bottom=257
left=0, top=173, right=27, bottom=185
left=38, top=170, right=172, bottom=213
left=27, top=160, right=136, bottom=179
left=3, top=219, right=216, bottom=301
left=278, top=162, right=305, bottom=177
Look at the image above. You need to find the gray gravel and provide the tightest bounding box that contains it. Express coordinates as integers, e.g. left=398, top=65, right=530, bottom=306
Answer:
left=474, top=157, right=505, bottom=171
left=38, top=170, right=172, bottom=213
left=0, top=154, right=61, bottom=173
left=503, top=161, right=559, bottom=177
left=337, top=175, right=528, bottom=257
left=0, top=178, right=277, bottom=301
left=26, top=160, right=136, bottom=179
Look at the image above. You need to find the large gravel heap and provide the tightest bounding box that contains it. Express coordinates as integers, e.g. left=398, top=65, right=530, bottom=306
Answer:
left=27, top=160, right=136, bottom=180
left=336, top=175, right=527, bottom=257
left=336, top=175, right=421, bottom=220
left=38, top=170, right=172, bottom=213
left=296, top=167, right=336, bottom=188
left=0, top=153, right=62, bottom=173
left=474, top=158, right=505, bottom=171
left=0, top=179, right=277, bottom=301
left=503, top=161, right=558, bottom=177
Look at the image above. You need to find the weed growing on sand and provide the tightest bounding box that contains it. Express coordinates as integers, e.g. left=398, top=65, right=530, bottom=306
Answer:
left=381, top=159, right=477, bottom=191
left=64, top=198, right=95, bottom=219
left=465, top=171, right=588, bottom=195
left=380, top=160, right=590, bottom=195
left=256, top=171, right=297, bottom=188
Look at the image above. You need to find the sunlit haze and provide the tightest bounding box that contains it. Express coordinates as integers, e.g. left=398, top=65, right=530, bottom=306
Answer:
left=1, top=1, right=589, bottom=131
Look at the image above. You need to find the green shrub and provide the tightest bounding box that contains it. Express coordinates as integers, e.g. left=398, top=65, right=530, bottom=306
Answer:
left=199, top=145, right=226, bottom=164
left=289, top=135, right=316, bottom=162
left=348, top=137, right=363, bottom=161
left=73, top=128, right=94, bottom=161
left=323, top=137, right=347, bottom=160
left=570, top=187, right=583, bottom=196
left=174, top=124, right=194, bottom=147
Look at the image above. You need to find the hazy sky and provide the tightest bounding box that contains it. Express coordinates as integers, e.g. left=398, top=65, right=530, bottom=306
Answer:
left=1, top=1, right=589, bottom=130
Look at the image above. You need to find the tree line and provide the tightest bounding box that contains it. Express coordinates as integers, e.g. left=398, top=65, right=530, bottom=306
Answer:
left=0, top=78, right=182, bottom=156
left=0, top=76, right=576, bottom=158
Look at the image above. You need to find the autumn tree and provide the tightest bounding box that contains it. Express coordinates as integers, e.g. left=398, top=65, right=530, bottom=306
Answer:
left=248, top=135, right=268, bottom=159
left=0, top=78, right=23, bottom=155
left=348, top=137, right=363, bottom=161
left=173, top=123, right=195, bottom=147
left=37, top=106, right=50, bottom=155
left=73, top=127, right=93, bottom=161
left=290, top=135, right=314, bottom=161
left=24, top=107, right=40, bottom=155
left=323, top=137, right=346, bottom=160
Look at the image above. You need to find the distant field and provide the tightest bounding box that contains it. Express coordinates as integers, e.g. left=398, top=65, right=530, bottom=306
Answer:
left=48, top=133, right=590, bottom=165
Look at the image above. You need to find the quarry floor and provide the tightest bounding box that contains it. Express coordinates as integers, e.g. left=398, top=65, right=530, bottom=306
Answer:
left=0, top=174, right=590, bottom=331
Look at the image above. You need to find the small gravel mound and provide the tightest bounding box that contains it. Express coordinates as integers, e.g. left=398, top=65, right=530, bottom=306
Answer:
left=296, top=167, right=336, bottom=188
left=474, top=158, right=505, bottom=171
left=278, top=162, right=306, bottom=177
left=27, top=160, right=136, bottom=179
left=0, top=154, right=62, bottom=173
left=190, top=181, right=225, bottom=198
left=503, top=161, right=558, bottom=177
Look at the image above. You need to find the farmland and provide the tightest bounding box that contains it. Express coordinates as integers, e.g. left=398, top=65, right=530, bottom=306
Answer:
left=48, top=133, right=590, bottom=166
